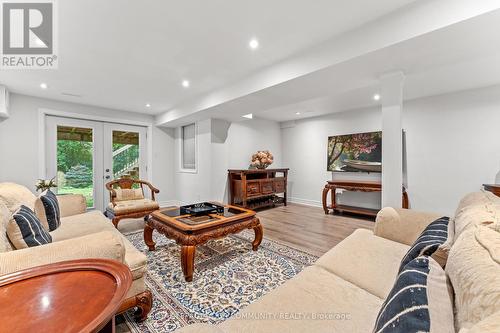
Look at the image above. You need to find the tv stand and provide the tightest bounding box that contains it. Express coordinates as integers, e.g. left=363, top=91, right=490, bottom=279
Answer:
left=322, top=180, right=409, bottom=217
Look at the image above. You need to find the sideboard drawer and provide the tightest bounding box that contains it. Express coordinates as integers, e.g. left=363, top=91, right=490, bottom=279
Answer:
left=274, top=179, right=285, bottom=193
left=247, top=182, right=260, bottom=196
left=261, top=180, right=274, bottom=194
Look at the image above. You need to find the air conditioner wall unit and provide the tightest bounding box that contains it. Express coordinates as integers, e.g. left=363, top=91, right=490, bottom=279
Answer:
left=0, top=86, right=10, bottom=119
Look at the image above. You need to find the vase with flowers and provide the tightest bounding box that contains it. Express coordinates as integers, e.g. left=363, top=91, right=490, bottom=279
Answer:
left=250, top=150, right=274, bottom=169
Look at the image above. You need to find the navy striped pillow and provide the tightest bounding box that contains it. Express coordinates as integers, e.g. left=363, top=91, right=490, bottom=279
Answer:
left=40, top=189, right=61, bottom=231
left=8, top=205, right=52, bottom=248
left=398, top=217, right=449, bottom=273
left=373, top=257, right=454, bottom=333
left=374, top=257, right=430, bottom=333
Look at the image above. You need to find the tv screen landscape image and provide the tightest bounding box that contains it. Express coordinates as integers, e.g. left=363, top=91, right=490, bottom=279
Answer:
left=327, top=131, right=382, bottom=172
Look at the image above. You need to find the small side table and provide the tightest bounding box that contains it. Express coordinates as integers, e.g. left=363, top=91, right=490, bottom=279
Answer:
left=483, top=184, right=500, bottom=197
left=0, top=259, right=132, bottom=333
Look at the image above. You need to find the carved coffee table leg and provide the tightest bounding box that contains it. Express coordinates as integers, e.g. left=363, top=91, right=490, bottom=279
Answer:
left=143, top=224, right=156, bottom=251
left=181, top=245, right=196, bottom=282
left=252, top=220, right=263, bottom=251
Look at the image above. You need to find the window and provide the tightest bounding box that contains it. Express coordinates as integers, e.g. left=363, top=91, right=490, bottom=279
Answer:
left=181, top=123, right=196, bottom=171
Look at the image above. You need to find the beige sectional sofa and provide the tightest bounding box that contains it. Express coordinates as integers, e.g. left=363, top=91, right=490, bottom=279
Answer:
left=179, top=191, right=500, bottom=333
left=0, top=182, right=152, bottom=321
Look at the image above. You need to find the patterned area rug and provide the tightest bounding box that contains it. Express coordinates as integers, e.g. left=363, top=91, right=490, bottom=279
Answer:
left=123, top=229, right=318, bottom=332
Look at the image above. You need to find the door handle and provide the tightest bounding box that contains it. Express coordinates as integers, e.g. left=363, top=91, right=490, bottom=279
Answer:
left=105, top=169, right=110, bottom=172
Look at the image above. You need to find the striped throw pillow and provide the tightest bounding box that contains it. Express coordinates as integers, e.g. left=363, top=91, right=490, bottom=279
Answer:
left=7, top=205, right=52, bottom=249
left=38, top=189, right=61, bottom=231
left=398, top=217, right=449, bottom=272
left=373, top=256, right=454, bottom=333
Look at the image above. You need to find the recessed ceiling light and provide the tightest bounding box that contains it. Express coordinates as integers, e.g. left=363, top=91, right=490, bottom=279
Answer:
left=182, top=80, right=190, bottom=88
left=145, top=103, right=151, bottom=108
left=40, top=83, right=48, bottom=89
left=295, top=112, right=301, bottom=115
left=242, top=113, right=253, bottom=119
left=249, top=38, right=259, bottom=50
left=373, top=94, right=381, bottom=101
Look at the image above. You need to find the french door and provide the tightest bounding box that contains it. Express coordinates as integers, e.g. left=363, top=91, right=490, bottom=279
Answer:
left=45, top=116, right=147, bottom=211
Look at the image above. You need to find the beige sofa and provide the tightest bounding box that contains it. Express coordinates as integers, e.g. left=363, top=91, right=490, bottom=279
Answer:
left=179, top=191, right=500, bottom=333
left=0, top=182, right=152, bottom=321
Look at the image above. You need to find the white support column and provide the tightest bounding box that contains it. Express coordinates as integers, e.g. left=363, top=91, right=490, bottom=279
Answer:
left=380, top=72, right=405, bottom=208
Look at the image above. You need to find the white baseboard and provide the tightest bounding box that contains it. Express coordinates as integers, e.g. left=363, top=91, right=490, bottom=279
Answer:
left=288, top=196, right=323, bottom=208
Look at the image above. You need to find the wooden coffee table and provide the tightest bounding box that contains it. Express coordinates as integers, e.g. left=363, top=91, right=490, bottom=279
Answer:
left=0, top=259, right=132, bottom=333
left=144, top=204, right=263, bottom=282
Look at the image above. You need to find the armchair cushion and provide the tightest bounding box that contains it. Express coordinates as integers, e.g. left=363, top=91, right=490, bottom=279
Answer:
left=107, top=198, right=159, bottom=215
left=7, top=205, right=52, bottom=249
left=56, top=194, right=87, bottom=217
left=50, top=210, right=114, bottom=242
left=0, top=182, right=36, bottom=213
left=114, top=188, right=144, bottom=202
left=0, top=230, right=125, bottom=276
left=0, top=203, right=14, bottom=252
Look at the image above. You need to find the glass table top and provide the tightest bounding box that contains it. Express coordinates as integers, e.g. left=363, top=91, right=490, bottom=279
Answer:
left=157, top=206, right=248, bottom=226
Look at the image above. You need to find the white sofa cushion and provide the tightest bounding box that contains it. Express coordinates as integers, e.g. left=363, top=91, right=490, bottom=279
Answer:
left=315, top=229, right=409, bottom=299
left=218, top=265, right=383, bottom=333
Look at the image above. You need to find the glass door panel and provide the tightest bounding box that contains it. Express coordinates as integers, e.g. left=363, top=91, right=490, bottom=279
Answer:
left=103, top=123, right=147, bottom=208
left=45, top=116, right=104, bottom=211
left=112, top=130, right=140, bottom=182
left=56, top=126, right=95, bottom=207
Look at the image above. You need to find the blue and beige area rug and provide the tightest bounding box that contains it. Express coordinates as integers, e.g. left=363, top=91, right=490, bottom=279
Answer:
left=123, top=230, right=317, bottom=332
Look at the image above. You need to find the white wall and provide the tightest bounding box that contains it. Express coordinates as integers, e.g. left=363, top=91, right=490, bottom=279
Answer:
left=0, top=93, right=175, bottom=204
left=282, top=85, right=500, bottom=215
left=173, top=117, right=283, bottom=204
left=282, top=108, right=383, bottom=209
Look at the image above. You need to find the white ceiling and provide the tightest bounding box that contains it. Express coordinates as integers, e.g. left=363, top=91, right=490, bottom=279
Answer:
left=0, top=0, right=416, bottom=114
left=156, top=6, right=500, bottom=125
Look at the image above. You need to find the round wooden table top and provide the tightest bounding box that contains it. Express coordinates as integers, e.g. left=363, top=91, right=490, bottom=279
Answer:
left=0, top=259, right=132, bottom=333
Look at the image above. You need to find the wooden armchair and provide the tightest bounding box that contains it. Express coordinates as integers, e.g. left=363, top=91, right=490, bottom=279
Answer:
left=105, top=178, right=160, bottom=228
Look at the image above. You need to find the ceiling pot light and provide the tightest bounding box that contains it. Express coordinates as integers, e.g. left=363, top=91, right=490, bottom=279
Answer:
left=242, top=113, right=253, bottom=119
left=145, top=103, right=151, bottom=108
left=373, top=94, right=381, bottom=101
left=182, top=80, right=190, bottom=88
left=295, top=112, right=301, bottom=115
left=249, top=38, right=259, bottom=50
left=40, top=83, right=48, bottom=89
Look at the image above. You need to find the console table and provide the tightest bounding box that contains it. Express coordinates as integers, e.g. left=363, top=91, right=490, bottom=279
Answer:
left=228, top=169, right=288, bottom=209
left=483, top=184, right=500, bottom=197
left=322, top=180, right=409, bottom=217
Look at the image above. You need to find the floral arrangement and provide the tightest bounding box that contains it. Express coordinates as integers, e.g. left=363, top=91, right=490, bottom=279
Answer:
left=250, top=150, right=274, bottom=169
left=35, top=177, right=57, bottom=192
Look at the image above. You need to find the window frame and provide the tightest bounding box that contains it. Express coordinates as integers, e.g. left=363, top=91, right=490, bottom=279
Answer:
left=179, top=122, right=197, bottom=173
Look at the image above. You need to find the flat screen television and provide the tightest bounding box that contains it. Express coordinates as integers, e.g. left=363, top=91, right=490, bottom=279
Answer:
left=327, top=131, right=382, bottom=172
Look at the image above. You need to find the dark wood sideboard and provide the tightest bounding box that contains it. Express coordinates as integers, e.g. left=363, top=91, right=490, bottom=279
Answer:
left=228, top=169, right=288, bottom=209
left=322, top=180, right=409, bottom=218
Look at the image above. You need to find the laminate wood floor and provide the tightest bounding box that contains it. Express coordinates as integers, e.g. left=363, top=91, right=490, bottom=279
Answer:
left=256, top=203, right=374, bottom=257
left=115, top=203, right=374, bottom=332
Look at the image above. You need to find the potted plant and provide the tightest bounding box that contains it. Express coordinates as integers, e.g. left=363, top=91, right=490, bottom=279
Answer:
left=35, top=177, right=58, bottom=192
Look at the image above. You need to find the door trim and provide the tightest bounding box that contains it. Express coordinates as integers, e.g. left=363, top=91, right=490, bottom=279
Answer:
left=38, top=108, right=153, bottom=183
